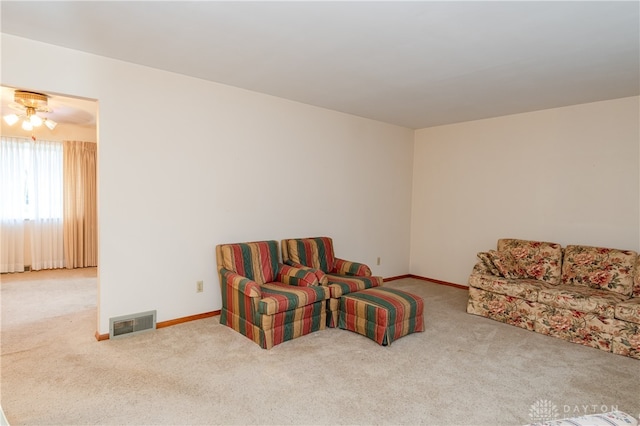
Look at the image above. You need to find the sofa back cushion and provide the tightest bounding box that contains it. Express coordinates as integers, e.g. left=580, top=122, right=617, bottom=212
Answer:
left=496, top=238, right=563, bottom=284
left=218, top=240, right=279, bottom=285
left=283, top=237, right=335, bottom=274
left=562, top=245, right=637, bottom=296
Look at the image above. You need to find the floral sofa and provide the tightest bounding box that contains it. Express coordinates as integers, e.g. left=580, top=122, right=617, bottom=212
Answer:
left=467, top=238, right=640, bottom=359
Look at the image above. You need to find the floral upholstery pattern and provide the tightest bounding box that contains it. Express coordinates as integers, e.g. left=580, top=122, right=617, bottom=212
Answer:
left=497, top=239, right=563, bottom=284
left=467, top=238, right=640, bottom=359
left=534, top=305, right=624, bottom=352
left=562, top=245, right=637, bottom=296
left=467, top=287, right=539, bottom=331
left=538, top=285, right=627, bottom=318
left=634, top=255, right=640, bottom=298
left=468, top=273, right=550, bottom=302
left=612, top=323, right=640, bottom=359
left=216, top=240, right=329, bottom=349
left=615, top=298, right=640, bottom=325
left=282, top=237, right=382, bottom=327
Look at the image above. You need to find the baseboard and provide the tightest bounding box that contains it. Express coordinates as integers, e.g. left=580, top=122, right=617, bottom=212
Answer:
left=408, top=274, right=468, bottom=290
left=156, top=310, right=220, bottom=329
left=95, top=310, right=221, bottom=341
left=383, top=274, right=412, bottom=282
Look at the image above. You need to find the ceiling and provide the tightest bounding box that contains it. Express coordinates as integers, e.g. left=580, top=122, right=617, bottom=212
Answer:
left=1, top=85, right=97, bottom=128
left=1, top=1, right=638, bottom=129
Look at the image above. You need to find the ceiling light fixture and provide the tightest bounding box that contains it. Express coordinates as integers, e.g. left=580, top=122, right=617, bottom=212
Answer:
left=3, top=90, right=58, bottom=132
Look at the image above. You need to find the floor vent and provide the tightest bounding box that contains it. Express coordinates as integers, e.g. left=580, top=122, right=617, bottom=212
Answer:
left=109, top=310, right=156, bottom=339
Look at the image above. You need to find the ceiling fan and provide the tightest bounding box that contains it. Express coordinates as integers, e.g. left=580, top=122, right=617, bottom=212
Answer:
left=3, top=90, right=58, bottom=131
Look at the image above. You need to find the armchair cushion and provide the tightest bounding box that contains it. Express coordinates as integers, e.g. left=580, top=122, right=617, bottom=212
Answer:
left=325, top=274, right=383, bottom=299
left=283, top=237, right=336, bottom=273
left=277, top=264, right=320, bottom=287
left=259, top=283, right=330, bottom=315
left=283, top=261, right=328, bottom=285
left=219, top=240, right=279, bottom=285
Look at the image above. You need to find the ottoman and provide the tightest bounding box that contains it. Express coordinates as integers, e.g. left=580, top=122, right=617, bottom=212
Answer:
left=338, top=287, right=424, bottom=345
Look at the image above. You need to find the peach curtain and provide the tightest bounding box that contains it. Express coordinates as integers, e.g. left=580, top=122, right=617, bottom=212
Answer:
left=63, top=141, right=97, bottom=268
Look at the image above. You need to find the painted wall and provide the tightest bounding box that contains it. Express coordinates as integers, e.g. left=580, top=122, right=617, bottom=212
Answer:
left=1, top=35, right=414, bottom=333
left=411, top=96, right=640, bottom=286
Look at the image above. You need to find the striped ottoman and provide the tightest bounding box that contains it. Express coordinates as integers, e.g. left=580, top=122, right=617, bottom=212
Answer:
left=338, top=287, right=424, bottom=345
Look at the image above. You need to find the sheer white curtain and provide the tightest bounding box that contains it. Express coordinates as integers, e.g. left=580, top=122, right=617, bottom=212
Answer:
left=0, top=137, right=64, bottom=273
left=0, top=138, right=28, bottom=273
left=29, top=140, right=64, bottom=270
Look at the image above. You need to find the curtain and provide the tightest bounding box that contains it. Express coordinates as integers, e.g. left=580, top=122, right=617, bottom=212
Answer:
left=30, top=140, right=64, bottom=270
left=0, top=138, right=28, bottom=273
left=63, top=141, right=97, bottom=268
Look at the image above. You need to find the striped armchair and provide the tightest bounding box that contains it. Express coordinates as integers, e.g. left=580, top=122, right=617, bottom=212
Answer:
left=281, top=237, right=383, bottom=327
left=216, top=240, right=330, bottom=349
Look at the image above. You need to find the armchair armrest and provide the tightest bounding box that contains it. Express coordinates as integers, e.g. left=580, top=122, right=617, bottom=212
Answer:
left=277, top=264, right=320, bottom=287
left=284, top=260, right=328, bottom=285
left=333, top=258, right=372, bottom=277
left=220, top=268, right=262, bottom=298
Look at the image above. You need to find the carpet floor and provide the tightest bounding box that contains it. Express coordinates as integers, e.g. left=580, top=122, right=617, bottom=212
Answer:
left=1, top=269, right=638, bottom=425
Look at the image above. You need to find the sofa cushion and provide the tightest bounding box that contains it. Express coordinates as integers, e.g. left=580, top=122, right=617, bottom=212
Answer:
left=476, top=252, right=501, bottom=276
left=615, top=298, right=640, bottom=325
left=538, top=285, right=628, bottom=318
left=497, top=238, right=563, bottom=284
left=562, top=245, right=637, bottom=296
left=485, top=250, right=518, bottom=278
left=259, top=282, right=330, bottom=315
left=468, top=274, right=552, bottom=302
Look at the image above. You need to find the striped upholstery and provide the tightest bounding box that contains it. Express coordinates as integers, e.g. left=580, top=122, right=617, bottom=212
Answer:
left=259, top=283, right=330, bottom=315
left=339, top=287, right=425, bottom=346
left=334, top=258, right=372, bottom=277
left=216, top=241, right=328, bottom=349
left=277, top=264, right=319, bottom=287
left=326, top=275, right=383, bottom=299
left=219, top=241, right=279, bottom=285
left=284, top=237, right=336, bottom=273
left=281, top=236, right=383, bottom=328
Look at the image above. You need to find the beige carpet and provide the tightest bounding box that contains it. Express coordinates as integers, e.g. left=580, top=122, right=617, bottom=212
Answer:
left=1, top=269, right=638, bottom=425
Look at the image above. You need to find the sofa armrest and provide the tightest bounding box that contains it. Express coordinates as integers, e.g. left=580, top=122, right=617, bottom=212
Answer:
left=277, top=264, right=320, bottom=287
left=333, top=258, right=372, bottom=277
left=471, top=260, right=498, bottom=277
left=284, top=260, right=328, bottom=285
left=220, top=268, right=262, bottom=298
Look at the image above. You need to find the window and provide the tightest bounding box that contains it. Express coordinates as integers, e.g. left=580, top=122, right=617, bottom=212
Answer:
left=0, top=137, right=63, bottom=221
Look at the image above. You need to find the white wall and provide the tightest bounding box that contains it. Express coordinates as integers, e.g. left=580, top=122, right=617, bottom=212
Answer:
left=411, top=96, right=640, bottom=286
left=2, top=35, right=414, bottom=333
